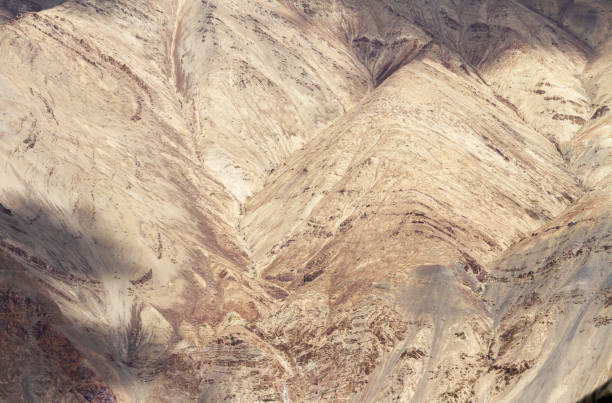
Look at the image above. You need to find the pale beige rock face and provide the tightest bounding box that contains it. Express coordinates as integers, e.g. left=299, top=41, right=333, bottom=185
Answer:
left=0, top=0, right=610, bottom=402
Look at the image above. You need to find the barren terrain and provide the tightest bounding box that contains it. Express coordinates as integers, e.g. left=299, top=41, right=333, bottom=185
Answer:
left=0, top=0, right=611, bottom=402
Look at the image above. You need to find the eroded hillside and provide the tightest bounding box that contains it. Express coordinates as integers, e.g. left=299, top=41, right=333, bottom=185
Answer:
left=0, top=0, right=610, bottom=401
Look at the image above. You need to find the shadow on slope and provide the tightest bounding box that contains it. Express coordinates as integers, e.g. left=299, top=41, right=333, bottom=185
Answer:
left=1, top=0, right=66, bottom=15
left=578, top=378, right=612, bottom=403
left=0, top=251, right=118, bottom=401
left=0, top=194, right=171, bottom=401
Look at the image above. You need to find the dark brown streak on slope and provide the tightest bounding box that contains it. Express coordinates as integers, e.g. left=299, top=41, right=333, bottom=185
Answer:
left=374, top=40, right=421, bottom=87
left=20, top=13, right=154, bottom=104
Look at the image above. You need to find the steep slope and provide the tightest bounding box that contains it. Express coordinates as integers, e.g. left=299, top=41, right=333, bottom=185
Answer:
left=0, top=0, right=610, bottom=402
left=0, top=0, right=371, bottom=400
left=240, top=36, right=584, bottom=403
left=479, top=24, right=612, bottom=400
left=480, top=186, right=611, bottom=402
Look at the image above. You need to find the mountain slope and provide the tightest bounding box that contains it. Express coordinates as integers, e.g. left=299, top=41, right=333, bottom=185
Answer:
left=0, top=0, right=610, bottom=401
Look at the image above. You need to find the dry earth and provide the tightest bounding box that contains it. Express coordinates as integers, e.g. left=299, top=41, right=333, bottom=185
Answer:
left=0, top=0, right=610, bottom=402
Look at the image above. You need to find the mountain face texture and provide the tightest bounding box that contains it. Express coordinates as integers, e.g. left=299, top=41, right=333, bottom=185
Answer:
left=0, top=0, right=611, bottom=401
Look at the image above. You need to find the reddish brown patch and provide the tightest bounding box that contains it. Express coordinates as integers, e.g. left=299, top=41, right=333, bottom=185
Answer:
left=224, top=301, right=259, bottom=322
